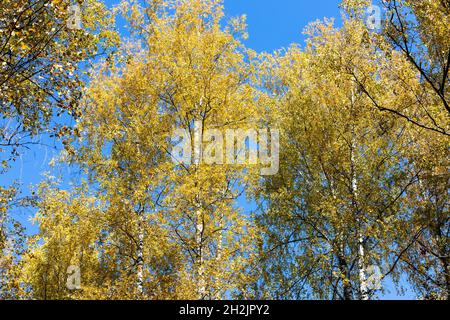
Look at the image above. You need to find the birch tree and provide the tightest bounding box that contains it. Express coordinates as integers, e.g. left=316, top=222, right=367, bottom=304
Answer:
left=0, top=0, right=118, bottom=294
left=21, top=0, right=261, bottom=300
left=254, top=19, right=416, bottom=300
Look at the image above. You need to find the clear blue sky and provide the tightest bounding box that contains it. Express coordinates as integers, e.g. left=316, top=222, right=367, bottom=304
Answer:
left=4, top=0, right=416, bottom=300
left=224, top=0, right=342, bottom=52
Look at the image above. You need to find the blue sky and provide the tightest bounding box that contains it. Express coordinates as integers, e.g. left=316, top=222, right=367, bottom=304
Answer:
left=224, top=0, right=342, bottom=52
left=3, top=0, right=416, bottom=300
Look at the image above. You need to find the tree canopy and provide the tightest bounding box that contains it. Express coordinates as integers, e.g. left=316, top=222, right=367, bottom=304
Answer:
left=0, top=0, right=448, bottom=300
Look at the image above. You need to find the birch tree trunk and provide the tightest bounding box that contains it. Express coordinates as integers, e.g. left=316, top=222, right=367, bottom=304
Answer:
left=135, top=143, right=145, bottom=297
left=196, top=206, right=206, bottom=298
left=352, top=142, right=369, bottom=300
left=350, top=91, right=368, bottom=301
left=214, top=210, right=224, bottom=300
left=136, top=210, right=144, bottom=297
left=194, top=119, right=206, bottom=299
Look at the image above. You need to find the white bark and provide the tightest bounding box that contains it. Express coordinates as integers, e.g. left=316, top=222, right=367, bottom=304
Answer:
left=134, top=143, right=145, bottom=297
left=350, top=90, right=368, bottom=300
left=194, top=119, right=206, bottom=298
left=352, top=139, right=368, bottom=300
left=196, top=206, right=206, bottom=298
left=214, top=211, right=224, bottom=300
left=137, top=213, right=144, bottom=296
